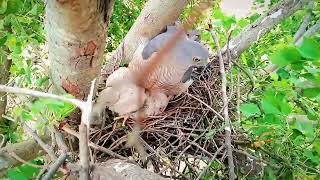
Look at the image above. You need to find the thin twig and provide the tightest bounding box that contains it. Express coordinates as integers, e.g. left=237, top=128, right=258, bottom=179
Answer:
left=195, top=145, right=225, bottom=180
left=237, top=70, right=241, bottom=124
left=79, top=124, right=89, bottom=180
left=52, top=127, right=69, bottom=152
left=211, top=30, right=235, bottom=180
left=78, top=79, right=96, bottom=180
left=0, top=85, right=85, bottom=110
left=62, top=126, right=133, bottom=163
left=42, top=152, right=68, bottom=180
left=22, top=121, right=57, bottom=160
left=185, top=92, right=224, bottom=121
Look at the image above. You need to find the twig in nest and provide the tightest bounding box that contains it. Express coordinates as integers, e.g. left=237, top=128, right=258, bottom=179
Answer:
left=195, top=145, right=225, bottom=180
left=210, top=30, right=235, bottom=180
left=140, top=138, right=190, bottom=180
left=185, top=92, right=224, bottom=121
left=62, top=126, right=134, bottom=163
left=42, top=152, right=68, bottom=180
left=22, top=121, right=57, bottom=161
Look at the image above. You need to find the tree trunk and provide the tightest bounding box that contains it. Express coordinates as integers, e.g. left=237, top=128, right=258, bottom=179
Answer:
left=102, top=0, right=190, bottom=75
left=45, top=0, right=115, bottom=100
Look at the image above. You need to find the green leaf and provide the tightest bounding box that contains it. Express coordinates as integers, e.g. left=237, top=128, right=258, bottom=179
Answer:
left=261, top=100, right=279, bottom=114
left=5, top=35, right=16, bottom=51
left=259, top=114, right=282, bottom=126
left=313, top=140, right=320, bottom=155
left=240, top=103, right=261, bottom=118
left=298, top=38, right=320, bottom=60
left=0, top=0, right=7, bottom=14
left=303, top=149, right=320, bottom=164
left=303, top=88, right=320, bottom=98
left=35, top=76, right=49, bottom=87
left=5, top=0, right=22, bottom=14
left=18, top=164, right=40, bottom=178
left=271, top=47, right=301, bottom=67
left=7, top=169, right=28, bottom=180
left=265, top=167, right=276, bottom=180
left=291, top=119, right=315, bottom=139
left=276, top=68, right=290, bottom=79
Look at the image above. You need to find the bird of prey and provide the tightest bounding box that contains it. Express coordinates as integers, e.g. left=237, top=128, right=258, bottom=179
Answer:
left=92, top=22, right=210, bottom=122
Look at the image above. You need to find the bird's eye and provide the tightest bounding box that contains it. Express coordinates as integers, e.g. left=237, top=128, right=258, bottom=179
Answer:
left=193, top=57, right=200, bottom=62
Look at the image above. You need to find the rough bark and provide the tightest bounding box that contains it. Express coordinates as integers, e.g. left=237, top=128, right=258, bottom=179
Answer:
left=102, top=0, right=190, bottom=75
left=0, top=136, right=50, bottom=176
left=227, top=0, right=308, bottom=58
left=45, top=0, right=115, bottom=99
left=0, top=52, right=11, bottom=128
left=91, top=159, right=168, bottom=180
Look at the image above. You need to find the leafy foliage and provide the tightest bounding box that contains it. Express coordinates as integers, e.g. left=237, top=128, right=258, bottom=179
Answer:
left=1, top=0, right=320, bottom=179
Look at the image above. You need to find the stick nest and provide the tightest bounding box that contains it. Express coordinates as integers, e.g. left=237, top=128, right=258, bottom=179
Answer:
left=87, top=55, right=253, bottom=178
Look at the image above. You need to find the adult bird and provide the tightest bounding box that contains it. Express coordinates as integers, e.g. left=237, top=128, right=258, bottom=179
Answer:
left=129, top=22, right=210, bottom=97
left=92, top=22, right=210, bottom=122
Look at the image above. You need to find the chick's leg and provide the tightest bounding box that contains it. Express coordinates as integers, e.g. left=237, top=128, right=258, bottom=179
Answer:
left=114, top=114, right=130, bottom=126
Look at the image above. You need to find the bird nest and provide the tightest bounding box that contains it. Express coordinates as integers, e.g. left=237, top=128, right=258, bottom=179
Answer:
left=89, top=57, right=250, bottom=178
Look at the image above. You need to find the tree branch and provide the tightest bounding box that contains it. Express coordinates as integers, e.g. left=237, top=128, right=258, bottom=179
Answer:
left=22, top=122, right=57, bottom=161
left=0, top=85, right=85, bottom=110
left=295, top=18, right=320, bottom=45
left=293, top=1, right=314, bottom=43
left=211, top=30, right=235, bottom=180
left=226, top=0, right=307, bottom=58
left=42, top=153, right=68, bottom=180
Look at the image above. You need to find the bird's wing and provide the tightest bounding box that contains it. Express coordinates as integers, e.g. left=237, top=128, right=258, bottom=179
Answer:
left=181, top=66, right=193, bottom=83
left=141, top=33, right=172, bottom=60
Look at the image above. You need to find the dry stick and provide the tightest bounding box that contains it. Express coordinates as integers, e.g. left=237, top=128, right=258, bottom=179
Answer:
left=42, top=153, right=68, bottom=180
left=79, top=124, right=89, bottom=180
left=79, top=79, right=96, bottom=180
left=61, top=126, right=133, bottom=163
left=140, top=138, right=190, bottom=180
left=22, top=122, right=57, bottom=161
left=195, top=145, right=225, bottom=180
left=211, top=30, right=235, bottom=180
left=52, top=127, right=69, bottom=152
left=186, top=93, right=224, bottom=121
left=0, top=85, right=85, bottom=110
